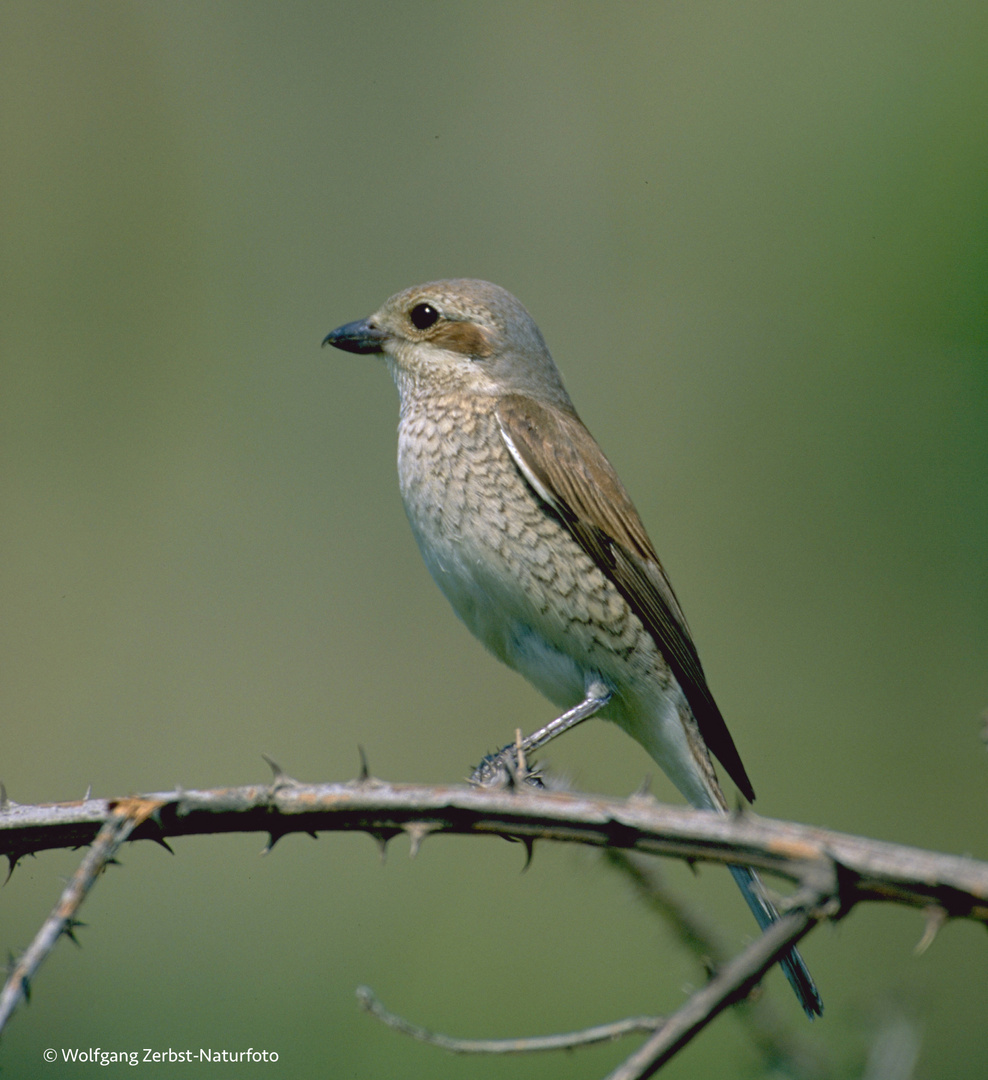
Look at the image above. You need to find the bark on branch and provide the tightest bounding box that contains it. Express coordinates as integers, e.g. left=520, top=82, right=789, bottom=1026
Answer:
left=1, top=767, right=985, bottom=1077
left=2, top=773, right=984, bottom=919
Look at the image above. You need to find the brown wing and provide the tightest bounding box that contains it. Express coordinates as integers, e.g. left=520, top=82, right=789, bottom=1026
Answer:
left=496, top=393, right=755, bottom=802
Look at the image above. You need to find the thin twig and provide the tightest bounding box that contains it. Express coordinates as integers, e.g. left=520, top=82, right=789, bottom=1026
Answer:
left=0, top=798, right=163, bottom=1033
left=604, top=895, right=829, bottom=1080
left=356, top=985, right=662, bottom=1053
left=603, top=849, right=828, bottom=1079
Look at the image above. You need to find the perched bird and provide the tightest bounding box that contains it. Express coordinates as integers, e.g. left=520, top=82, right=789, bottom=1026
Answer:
left=323, top=279, right=822, bottom=1017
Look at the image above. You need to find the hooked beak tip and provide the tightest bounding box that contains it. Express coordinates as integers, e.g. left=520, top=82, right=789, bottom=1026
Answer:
left=322, top=317, right=387, bottom=355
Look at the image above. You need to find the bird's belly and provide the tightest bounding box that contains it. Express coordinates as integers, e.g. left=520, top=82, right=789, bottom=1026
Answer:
left=408, top=507, right=587, bottom=705
left=454, top=577, right=589, bottom=707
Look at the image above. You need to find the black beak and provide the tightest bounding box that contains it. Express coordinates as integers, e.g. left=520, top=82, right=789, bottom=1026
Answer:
left=321, top=317, right=387, bottom=355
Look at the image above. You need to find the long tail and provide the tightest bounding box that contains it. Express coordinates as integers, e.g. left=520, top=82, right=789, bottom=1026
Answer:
left=728, top=863, right=823, bottom=1018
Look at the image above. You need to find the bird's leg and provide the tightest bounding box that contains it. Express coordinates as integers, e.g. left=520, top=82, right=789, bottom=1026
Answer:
left=518, top=680, right=613, bottom=755
left=471, top=681, right=613, bottom=787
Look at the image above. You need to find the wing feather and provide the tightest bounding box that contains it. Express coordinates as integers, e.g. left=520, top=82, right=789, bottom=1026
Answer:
left=496, top=393, right=755, bottom=802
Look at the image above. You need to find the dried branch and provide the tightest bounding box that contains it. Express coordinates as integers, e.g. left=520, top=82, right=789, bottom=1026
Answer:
left=355, top=883, right=832, bottom=1078
left=0, top=797, right=163, bottom=1030
left=602, top=894, right=828, bottom=1080
left=0, top=768, right=985, bottom=1072
left=356, top=985, right=663, bottom=1052
left=603, top=850, right=828, bottom=1079
left=1, top=774, right=984, bottom=922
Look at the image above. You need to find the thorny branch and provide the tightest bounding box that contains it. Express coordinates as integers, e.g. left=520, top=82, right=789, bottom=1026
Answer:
left=2, top=771, right=985, bottom=919
left=0, top=797, right=164, bottom=1031
left=0, top=765, right=985, bottom=1076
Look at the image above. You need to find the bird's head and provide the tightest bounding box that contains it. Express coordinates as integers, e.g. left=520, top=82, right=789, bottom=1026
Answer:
left=323, top=279, right=573, bottom=408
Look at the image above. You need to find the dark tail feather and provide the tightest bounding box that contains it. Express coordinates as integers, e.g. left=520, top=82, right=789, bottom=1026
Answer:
left=728, top=864, right=823, bottom=1018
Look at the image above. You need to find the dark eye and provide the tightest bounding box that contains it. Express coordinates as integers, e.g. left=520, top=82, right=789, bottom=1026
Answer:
left=409, top=302, right=439, bottom=330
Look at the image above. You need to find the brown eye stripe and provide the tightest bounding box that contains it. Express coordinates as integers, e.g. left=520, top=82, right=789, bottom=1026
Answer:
left=429, top=319, right=494, bottom=359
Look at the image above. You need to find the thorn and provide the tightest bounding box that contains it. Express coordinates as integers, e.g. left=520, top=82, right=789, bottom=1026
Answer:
left=148, top=835, right=175, bottom=855
left=62, top=918, right=87, bottom=947
left=350, top=746, right=385, bottom=788
left=262, top=754, right=298, bottom=787
left=519, top=836, right=536, bottom=872
left=261, top=830, right=286, bottom=856
left=1, top=782, right=8, bottom=812
left=916, top=905, right=948, bottom=955
left=629, top=775, right=654, bottom=802
left=307, top=831, right=318, bottom=840
left=369, top=830, right=397, bottom=862
left=684, top=856, right=699, bottom=877
left=501, top=747, right=527, bottom=790
left=83, top=784, right=92, bottom=801
left=3, top=852, right=21, bottom=886
left=404, top=821, right=436, bottom=859
left=22, top=973, right=31, bottom=1003
left=104, top=857, right=123, bottom=869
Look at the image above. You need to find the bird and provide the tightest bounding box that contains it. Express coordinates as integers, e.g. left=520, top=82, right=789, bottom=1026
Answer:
left=322, top=278, right=822, bottom=1017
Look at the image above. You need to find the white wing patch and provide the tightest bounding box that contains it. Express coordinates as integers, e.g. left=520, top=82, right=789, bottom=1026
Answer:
left=497, top=419, right=559, bottom=511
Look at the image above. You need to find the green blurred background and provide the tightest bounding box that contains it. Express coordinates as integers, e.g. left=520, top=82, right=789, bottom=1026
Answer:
left=2, top=2, right=986, bottom=1076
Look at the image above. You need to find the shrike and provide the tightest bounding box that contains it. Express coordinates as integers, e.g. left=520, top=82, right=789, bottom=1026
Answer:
left=323, top=279, right=822, bottom=1017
